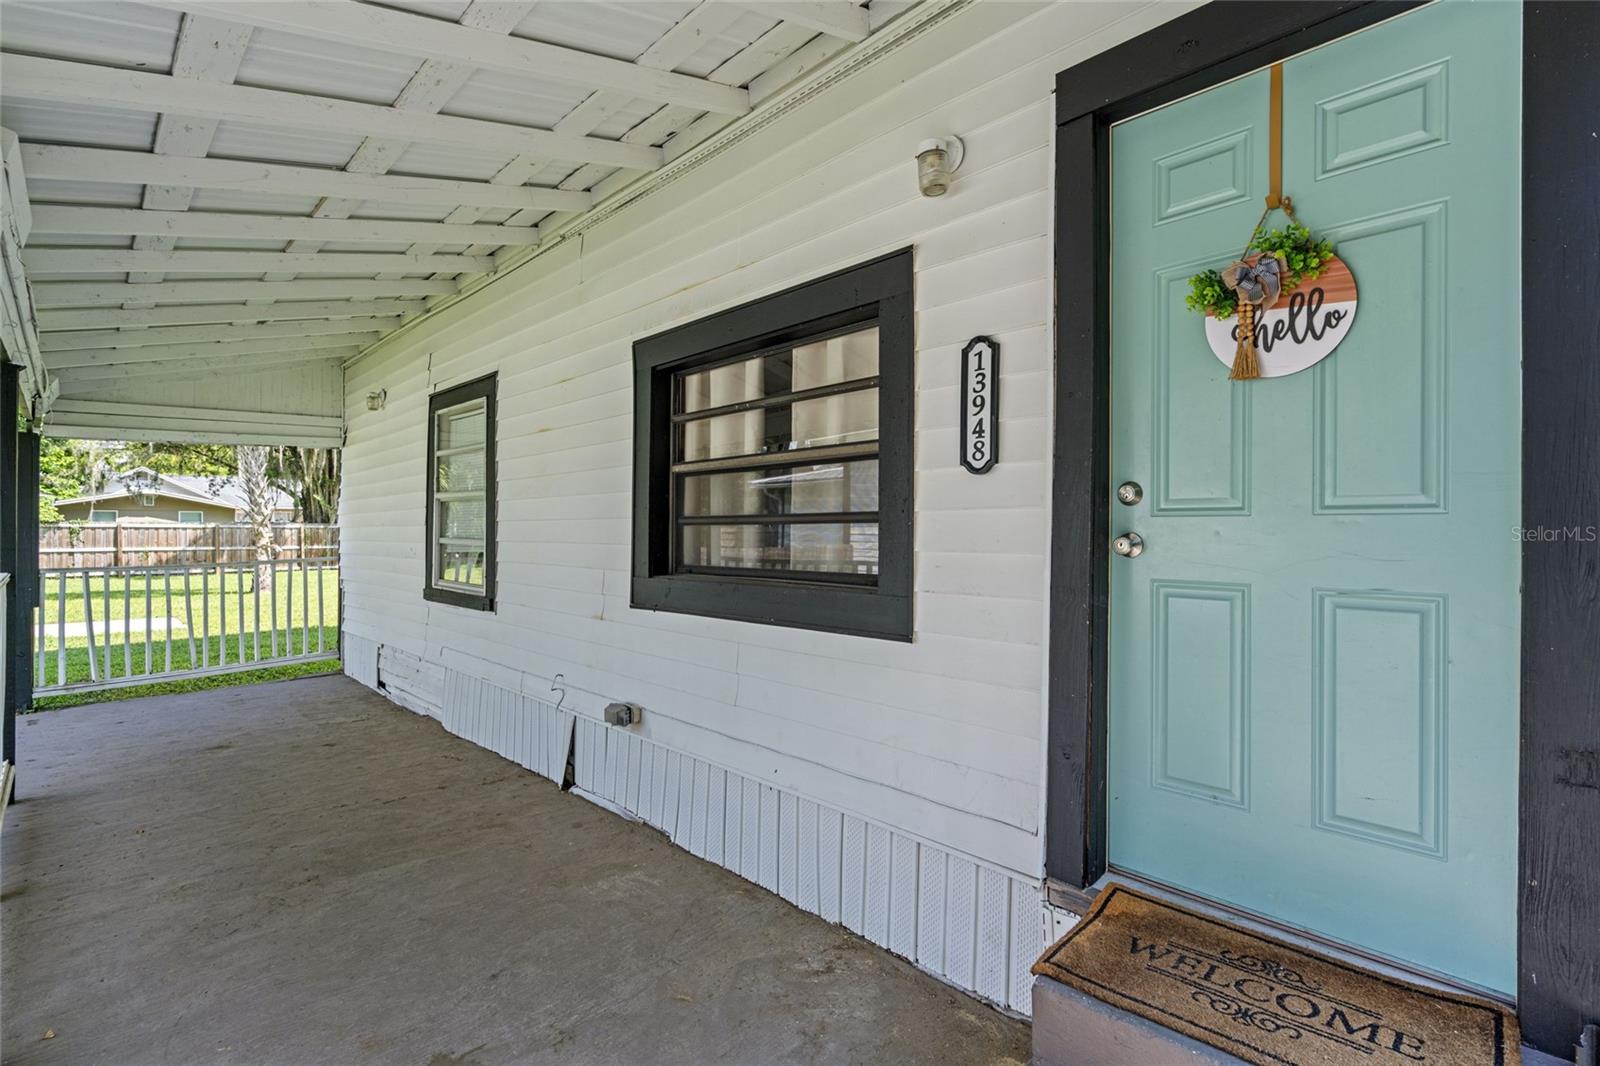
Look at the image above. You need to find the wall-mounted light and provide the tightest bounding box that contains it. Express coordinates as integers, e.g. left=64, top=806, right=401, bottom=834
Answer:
left=916, top=136, right=965, bottom=197
left=366, top=389, right=387, bottom=411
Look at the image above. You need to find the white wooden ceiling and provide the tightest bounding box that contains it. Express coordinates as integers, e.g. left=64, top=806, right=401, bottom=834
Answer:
left=0, top=0, right=897, bottom=387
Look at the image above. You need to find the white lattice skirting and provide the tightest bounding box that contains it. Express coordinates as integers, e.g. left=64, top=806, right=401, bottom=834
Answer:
left=353, top=657, right=1045, bottom=1016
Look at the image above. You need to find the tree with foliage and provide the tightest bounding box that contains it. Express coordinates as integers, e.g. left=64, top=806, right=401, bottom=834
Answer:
left=270, top=446, right=341, bottom=524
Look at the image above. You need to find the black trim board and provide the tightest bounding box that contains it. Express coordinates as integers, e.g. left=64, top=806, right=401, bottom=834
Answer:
left=423, top=372, right=497, bottom=612
left=1, top=363, right=21, bottom=767
left=1046, top=1, right=1599, bottom=1055
left=630, top=248, right=914, bottom=642
left=1518, top=0, right=1600, bottom=1052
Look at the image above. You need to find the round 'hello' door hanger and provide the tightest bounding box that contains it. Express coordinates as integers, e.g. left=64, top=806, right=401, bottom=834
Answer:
left=1183, top=61, right=1358, bottom=381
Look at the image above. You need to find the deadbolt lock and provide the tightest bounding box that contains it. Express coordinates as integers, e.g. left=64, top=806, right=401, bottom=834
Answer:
left=1113, top=532, right=1144, bottom=558
left=1116, top=481, right=1143, bottom=505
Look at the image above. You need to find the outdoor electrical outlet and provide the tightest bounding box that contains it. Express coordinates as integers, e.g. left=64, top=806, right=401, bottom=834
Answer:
left=603, top=703, right=642, bottom=728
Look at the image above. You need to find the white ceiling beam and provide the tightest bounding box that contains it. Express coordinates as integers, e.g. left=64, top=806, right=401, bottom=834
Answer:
left=41, top=316, right=406, bottom=352
left=2, top=55, right=663, bottom=172
left=20, top=145, right=592, bottom=214
left=528, top=20, right=818, bottom=231
left=129, top=14, right=254, bottom=287
left=45, top=399, right=342, bottom=447
left=30, top=206, right=542, bottom=248
left=45, top=331, right=380, bottom=369
left=50, top=349, right=360, bottom=387
left=39, top=299, right=427, bottom=332
left=460, top=3, right=748, bottom=245
left=32, top=279, right=456, bottom=307
left=23, top=249, right=495, bottom=276
left=737, top=1, right=870, bottom=42
left=148, top=0, right=751, bottom=117
left=269, top=0, right=533, bottom=285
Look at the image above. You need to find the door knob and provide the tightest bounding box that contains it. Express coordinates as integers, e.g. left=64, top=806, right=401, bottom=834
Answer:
left=1116, top=481, right=1143, bottom=505
left=1113, top=532, right=1144, bottom=558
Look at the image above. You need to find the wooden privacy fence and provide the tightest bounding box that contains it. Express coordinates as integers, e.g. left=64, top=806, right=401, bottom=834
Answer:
left=39, top=524, right=339, bottom=568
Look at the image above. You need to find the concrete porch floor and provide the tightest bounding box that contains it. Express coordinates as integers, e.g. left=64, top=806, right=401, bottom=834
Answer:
left=1, top=675, right=1030, bottom=1066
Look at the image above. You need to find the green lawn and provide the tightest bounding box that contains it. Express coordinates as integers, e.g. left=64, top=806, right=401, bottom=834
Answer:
left=34, top=566, right=339, bottom=690
left=30, top=659, right=343, bottom=712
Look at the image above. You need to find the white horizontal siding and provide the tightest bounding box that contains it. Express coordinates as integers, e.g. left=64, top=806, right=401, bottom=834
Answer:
left=339, top=0, right=1192, bottom=1009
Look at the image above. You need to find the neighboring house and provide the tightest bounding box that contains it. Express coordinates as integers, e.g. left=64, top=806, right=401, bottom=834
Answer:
left=52, top=468, right=296, bottom=525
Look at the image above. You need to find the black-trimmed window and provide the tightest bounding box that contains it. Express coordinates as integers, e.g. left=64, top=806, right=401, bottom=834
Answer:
left=632, top=249, right=913, bottom=640
left=425, top=374, right=496, bottom=610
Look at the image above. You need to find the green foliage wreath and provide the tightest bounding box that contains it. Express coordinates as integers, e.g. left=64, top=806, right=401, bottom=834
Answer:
left=1185, top=222, right=1336, bottom=319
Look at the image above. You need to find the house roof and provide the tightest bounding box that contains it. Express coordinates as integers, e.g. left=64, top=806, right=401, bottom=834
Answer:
left=54, top=467, right=295, bottom=511
left=4, top=0, right=890, bottom=403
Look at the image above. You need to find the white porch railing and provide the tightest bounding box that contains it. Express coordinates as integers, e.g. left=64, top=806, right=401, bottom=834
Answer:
left=33, top=558, right=340, bottom=695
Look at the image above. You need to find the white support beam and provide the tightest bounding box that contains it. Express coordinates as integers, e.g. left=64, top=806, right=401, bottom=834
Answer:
left=20, top=145, right=593, bottom=214
left=38, top=299, right=426, bottom=331
left=30, top=206, right=542, bottom=248
left=2, top=56, right=663, bottom=171
left=737, top=1, right=870, bottom=42
left=0, top=130, right=50, bottom=410
left=31, top=279, right=456, bottom=307
left=454, top=3, right=749, bottom=247
left=50, top=348, right=359, bottom=384
left=149, top=0, right=751, bottom=117
left=44, top=331, right=380, bottom=369
left=129, top=14, right=253, bottom=286
left=43, top=398, right=343, bottom=446
left=40, top=316, right=406, bottom=352
left=22, top=249, right=495, bottom=276
left=268, top=0, right=534, bottom=284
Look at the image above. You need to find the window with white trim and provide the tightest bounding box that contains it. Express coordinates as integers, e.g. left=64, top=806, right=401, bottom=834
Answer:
left=89, top=509, right=117, bottom=524
left=178, top=510, right=204, bottom=524
left=425, top=374, right=496, bottom=610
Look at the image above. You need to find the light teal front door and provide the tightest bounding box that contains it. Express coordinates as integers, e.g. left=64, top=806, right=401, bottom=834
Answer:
left=1106, top=1, right=1522, bottom=993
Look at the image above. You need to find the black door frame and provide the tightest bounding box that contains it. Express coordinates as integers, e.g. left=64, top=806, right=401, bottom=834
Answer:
left=1045, top=1, right=1600, bottom=1054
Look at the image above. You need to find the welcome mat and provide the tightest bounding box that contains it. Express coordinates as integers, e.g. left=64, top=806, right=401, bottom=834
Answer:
left=1032, top=884, right=1518, bottom=1066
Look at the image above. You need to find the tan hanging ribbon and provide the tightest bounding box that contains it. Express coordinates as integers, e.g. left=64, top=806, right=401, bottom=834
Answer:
left=1224, top=63, right=1293, bottom=381
left=1266, top=62, right=1284, bottom=211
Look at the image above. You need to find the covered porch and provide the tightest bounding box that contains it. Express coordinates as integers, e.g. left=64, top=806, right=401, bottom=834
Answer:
left=0, top=673, right=1028, bottom=1065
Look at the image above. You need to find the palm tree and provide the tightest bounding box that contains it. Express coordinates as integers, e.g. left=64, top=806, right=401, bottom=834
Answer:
left=238, top=445, right=276, bottom=593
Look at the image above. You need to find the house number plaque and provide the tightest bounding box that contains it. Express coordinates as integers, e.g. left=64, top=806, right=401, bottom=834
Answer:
left=960, top=335, right=999, bottom=474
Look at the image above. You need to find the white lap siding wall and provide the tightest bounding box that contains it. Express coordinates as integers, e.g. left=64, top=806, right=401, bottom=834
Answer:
left=341, top=0, right=1191, bottom=1014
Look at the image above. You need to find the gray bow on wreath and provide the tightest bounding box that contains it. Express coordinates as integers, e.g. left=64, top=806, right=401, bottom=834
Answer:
left=1222, top=255, right=1282, bottom=308
left=1220, top=254, right=1284, bottom=380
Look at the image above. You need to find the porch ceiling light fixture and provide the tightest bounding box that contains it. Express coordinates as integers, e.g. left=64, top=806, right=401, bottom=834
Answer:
left=916, top=136, right=965, bottom=197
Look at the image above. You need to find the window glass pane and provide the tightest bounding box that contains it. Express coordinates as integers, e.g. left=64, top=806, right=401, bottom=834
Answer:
left=178, top=511, right=204, bottom=524
left=677, top=388, right=879, bottom=462
left=679, top=460, right=878, bottom=517
left=679, top=352, right=786, bottom=414
left=438, top=548, right=486, bottom=589
left=436, top=400, right=486, bottom=450
left=791, top=327, right=878, bottom=390
left=679, top=522, right=879, bottom=576
left=439, top=499, right=486, bottom=541
left=436, top=452, right=485, bottom=493
left=677, top=327, right=878, bottom=415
